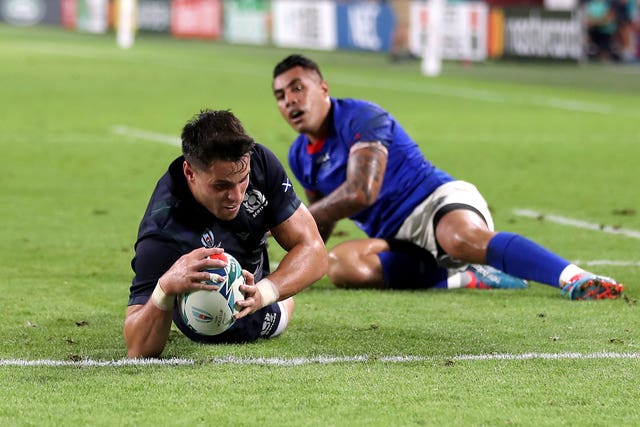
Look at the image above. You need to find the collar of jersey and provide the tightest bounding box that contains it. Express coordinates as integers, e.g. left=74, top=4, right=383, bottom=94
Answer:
left=306, top=138, right=325, bottom=155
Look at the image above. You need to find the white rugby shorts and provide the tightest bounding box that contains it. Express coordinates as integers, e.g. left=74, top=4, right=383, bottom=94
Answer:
left=394, top=180, right=494, bottom=268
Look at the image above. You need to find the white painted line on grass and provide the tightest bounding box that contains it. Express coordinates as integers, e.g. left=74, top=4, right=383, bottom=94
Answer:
left=0, top=357, right=194, bottom=367
left=112, top=125, right=180, bottom=147
left=331, top=75, right=623, bottom=116
left=572, top=260, right=640, bottom=267
left=2, top=352, right=638, bottom=367
left=514, top=209, right=640, bottom=240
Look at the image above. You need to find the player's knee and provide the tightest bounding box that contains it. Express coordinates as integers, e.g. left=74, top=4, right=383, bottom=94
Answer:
left=439, top=229, right=494, bottom=263
left=327, top=249, right=383, bottom=288
left=327, top=250, right=350, bottom=287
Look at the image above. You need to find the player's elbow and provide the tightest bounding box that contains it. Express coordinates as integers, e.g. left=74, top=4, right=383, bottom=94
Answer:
left=311, top=241, right=329, bottom=281
left=345, top=190, right=377, bottom=212
left=124, top=336, right=165, bottom=359
left=123, top=318, right=166, bottom=359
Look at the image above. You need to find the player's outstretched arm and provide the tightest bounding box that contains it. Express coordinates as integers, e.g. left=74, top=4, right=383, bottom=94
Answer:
left=236, top=204, right=328, bottom=316
left=123, top=247, right=225, bottom=358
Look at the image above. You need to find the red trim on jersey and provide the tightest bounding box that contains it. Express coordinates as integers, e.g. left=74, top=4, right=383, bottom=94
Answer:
left=306, top=138, right=325, bottom=155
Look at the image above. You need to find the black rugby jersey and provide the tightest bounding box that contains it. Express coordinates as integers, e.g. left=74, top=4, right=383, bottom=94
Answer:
left=129, top=144, right=301, bottom=307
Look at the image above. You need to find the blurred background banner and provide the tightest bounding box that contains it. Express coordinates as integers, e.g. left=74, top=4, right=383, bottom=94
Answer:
left=501, top=7, right=583, bottom=61
left=336, top=1, right=393, bottom=52
left=223, top=0, right=270, bottom=45
left=1, top=0, right=61, bottom=26
left=137, top=0, right=169, bottom=33
left=76, top=0, right=108, bottom=33
left=170, top=0, right=221, bottom=39
left=272, top=0, right=336, bottom=50
left=2, top=0, right=637, bottom=64
left=409, top=1, right=488, bottom=62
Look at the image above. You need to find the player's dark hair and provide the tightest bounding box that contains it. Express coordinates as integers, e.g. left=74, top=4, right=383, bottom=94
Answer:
left=273, top=54, right=323, bottom=80
left=181, top=109, right=255, bottom=171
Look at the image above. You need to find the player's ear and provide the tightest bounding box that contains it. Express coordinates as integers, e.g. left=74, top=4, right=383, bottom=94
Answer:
left=320, top=80, right=329, bottom=96
left=183, top=160, right=196, bottom=182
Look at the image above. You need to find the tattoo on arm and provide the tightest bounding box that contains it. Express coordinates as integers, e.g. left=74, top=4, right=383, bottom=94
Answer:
left=347, top=142, right=387, bottom=203
left=306, top=142, right=388, bottom=240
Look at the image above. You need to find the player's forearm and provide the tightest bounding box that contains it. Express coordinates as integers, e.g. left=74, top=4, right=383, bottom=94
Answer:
left=309, top=187, right=367, bottom=227
left=267, top=240, right=328, bottom=300
left=123, top=305, right=173, bottom=358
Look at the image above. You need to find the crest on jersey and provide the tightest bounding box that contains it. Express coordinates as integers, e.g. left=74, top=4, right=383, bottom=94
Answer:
left=243, top=189, right=268, bottom=218
left=200, top=229, right=215, bottom=248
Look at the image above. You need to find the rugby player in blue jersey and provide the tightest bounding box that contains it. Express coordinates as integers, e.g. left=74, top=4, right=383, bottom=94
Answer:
left=272, top=54, right=624, bottom=299
left=124, top=109, right=327, bottom=358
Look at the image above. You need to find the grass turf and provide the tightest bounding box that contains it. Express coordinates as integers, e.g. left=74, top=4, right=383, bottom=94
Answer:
left=0, top=24, right=639, bottom=426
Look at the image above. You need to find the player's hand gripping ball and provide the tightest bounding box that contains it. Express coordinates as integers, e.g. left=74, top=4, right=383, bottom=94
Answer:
left=178, top=253, right=246, bottom=336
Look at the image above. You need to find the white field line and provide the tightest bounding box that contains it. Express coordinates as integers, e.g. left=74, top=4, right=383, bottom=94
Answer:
left=572, top=260, right=640, bottom=267
left=1, top=352, right=639, bottom=367
left=514, top=208, right=640, bottom=240
left=112, top=125, right=180, bottom=147
left=331, top=74, right=621, bottom=116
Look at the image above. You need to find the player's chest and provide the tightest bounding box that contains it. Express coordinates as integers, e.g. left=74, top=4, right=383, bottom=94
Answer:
left=302, top=143, right=349, bottom=194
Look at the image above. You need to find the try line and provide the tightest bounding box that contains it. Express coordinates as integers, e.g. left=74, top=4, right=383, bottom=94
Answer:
left=2, top=352, right=639, bottom=367
left=514, top=209, right=640, bottom=240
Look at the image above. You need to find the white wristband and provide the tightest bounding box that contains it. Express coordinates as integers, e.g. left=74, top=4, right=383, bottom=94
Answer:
left=151, top=281, right=174, bottom=311
left=256, top=278, right=279, bottom=308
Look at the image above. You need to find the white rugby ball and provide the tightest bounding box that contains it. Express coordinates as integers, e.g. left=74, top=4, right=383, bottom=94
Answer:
left=178, top=252, right=245, bottom=336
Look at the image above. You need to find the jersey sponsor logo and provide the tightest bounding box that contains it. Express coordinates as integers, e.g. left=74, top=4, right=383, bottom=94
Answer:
left=260, top=312, right=277, bottom=337
left=243, top=189, right=268, bottom=218
left=200, top=229, right=216, bottom=248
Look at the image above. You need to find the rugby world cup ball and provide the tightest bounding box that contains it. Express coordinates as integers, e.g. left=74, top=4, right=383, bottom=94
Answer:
left=178, top=253, right=245, bottom=336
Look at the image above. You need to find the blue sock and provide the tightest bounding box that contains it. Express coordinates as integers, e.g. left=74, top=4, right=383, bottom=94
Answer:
left=486, top=232, right=570, bottom=288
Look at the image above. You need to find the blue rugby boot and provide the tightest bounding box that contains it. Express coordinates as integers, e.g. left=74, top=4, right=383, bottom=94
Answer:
left=466, top=264, right=528, bottom=290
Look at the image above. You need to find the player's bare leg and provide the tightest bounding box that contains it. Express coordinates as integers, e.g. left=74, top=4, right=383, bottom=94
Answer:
left=328, top=239, right=387, bottom=288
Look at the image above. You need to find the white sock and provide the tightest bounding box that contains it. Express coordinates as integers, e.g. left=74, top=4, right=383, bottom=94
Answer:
left=558, top=264, right=587, bottom=286
left=447, top=271, right=473, bottom=289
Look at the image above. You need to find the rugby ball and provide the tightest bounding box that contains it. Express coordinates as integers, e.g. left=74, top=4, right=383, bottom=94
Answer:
left=178, top=253, right=245, bottom=336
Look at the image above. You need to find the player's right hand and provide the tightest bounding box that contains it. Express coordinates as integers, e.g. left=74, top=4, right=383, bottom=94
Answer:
left=157, top=247, right=227, bottom=296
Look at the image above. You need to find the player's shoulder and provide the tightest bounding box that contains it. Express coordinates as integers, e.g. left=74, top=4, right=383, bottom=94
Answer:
left=251, top=143, right=283, bottom=168
left=138, top=159, right=195, bottom=238
left=335, top=97, right=386, bottom=117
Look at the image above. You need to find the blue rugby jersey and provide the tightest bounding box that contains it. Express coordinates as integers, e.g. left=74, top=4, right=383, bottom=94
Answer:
left=129, top=144, right=301, bottom=343
left=288, top=97, right=453, bottom=238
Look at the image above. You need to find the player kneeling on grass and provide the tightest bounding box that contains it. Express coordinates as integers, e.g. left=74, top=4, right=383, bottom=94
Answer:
left=271, top=54, right=624, bottom=299
left=124, top=109, right=327, bottom=358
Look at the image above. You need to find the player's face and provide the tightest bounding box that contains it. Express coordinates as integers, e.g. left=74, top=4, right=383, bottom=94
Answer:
left=183, top=157, right=250, bottom=221
left=273, top=66, right=331, bottom=141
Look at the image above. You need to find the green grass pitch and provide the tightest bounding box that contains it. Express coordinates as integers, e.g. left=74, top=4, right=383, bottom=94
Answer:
left=1, top=24, right=639, bottom=426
